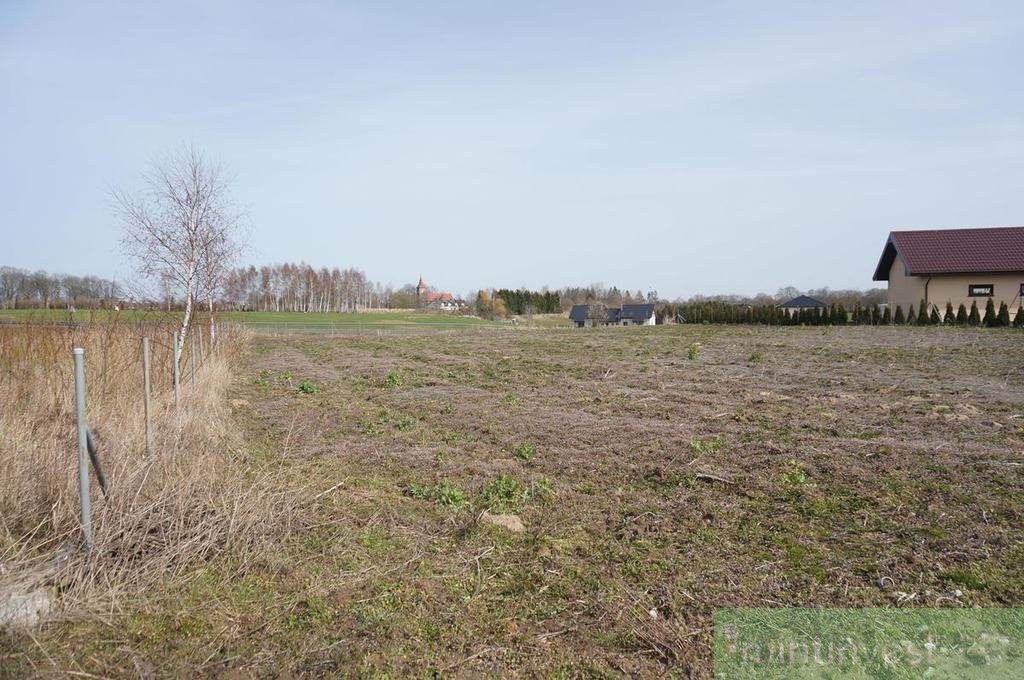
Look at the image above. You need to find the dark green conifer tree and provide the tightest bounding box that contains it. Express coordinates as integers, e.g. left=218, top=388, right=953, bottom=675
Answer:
left=944, top=301, right=955, bottom=325
left=1015, top=304, right=1024, bottom=328
left=929, top=306, right=941, bottom=324
left=996, top=302, right=1010, bottom=327
left=881, top=306, right=892, bottom=325
left=956, top=303, right=968, bottom=325
left=871, top=305, right=881, bottom=325
left=917, top=300, right=930, bottom=325
left=984, top=298, right=997, bottom=327
left=893, top=305, right=905, bottom=324
left=968, top=300, right=981, bottom=326
left=906, top=304, right=916, bottom=325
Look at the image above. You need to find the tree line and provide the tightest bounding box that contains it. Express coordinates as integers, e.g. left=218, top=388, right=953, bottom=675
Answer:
left=494, top=289, right=561, bottom=315
left=0, top=266, right=121, bottom=309
left=487, top=285, right=658, bottom=315
left=661, top=298, right=1024, bottom=327
left=680, top=286, right=887, bottom=309
left=220, top=263, right=388, bottom=312
left=490, top=285, right=887, bottom=316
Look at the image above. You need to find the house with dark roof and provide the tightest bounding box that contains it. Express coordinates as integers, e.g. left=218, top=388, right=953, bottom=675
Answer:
left=569, top=303, right=656, bottom=327
left=872, top=226, right=1024, bottom=320
left=776, top=295, right=827, bottom=315
left=619, top=304, right=656, bottom=325
left=568, top=304, right=590, bottom=327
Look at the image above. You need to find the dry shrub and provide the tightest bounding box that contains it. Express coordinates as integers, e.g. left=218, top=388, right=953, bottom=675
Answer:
left=0, top=318, right=280, bottom=612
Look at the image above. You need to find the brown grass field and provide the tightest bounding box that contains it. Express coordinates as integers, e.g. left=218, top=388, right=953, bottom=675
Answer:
left=2, top=324, right=1023, bottom=676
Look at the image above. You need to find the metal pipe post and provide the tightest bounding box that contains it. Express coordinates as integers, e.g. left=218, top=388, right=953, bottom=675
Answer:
left=172, top=331, right=181, bottom=406
left=72, top=348, right=92, bottom=550
left=142, top=337, right=153, bottom=456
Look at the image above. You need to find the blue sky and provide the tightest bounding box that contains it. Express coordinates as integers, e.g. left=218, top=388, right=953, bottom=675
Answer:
left=2, top=1, right=1022, bottom=299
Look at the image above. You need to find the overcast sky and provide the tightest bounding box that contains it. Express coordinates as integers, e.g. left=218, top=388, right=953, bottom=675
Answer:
left=2, top=1, right=1023, bottom=299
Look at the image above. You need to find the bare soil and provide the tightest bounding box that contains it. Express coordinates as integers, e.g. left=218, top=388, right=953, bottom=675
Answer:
left=4, top=325, right=1023, bottom=677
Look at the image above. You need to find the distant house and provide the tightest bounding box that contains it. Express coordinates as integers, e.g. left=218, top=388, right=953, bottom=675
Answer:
left=416, top=276, right=461, bottom=311
left=569, top=303, right=656, bottom=328
left=776, top=295, right=827, bottom=316
left=619, top=304, right=656, bottom=325
left=568, top=305, right=591, bottom=327
left=425, top=292, right=460, bottom=311
left=872, top=226, right=1024, bottom=321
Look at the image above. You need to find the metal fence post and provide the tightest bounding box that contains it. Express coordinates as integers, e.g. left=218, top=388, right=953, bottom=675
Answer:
left=72, top=348, right=92, bottom=550
left=142, top=337, right=153, bottom=456
left=172, top=331, right=181, bottom=406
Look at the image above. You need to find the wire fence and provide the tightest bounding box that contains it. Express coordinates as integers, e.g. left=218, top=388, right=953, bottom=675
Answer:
left=68, top=323, right=219, bottom=550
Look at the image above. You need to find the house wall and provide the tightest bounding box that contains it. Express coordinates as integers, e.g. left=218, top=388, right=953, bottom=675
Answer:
left=781, top=307, right=824, bottom=317
left=888, top=254, right=1023, bottom=319
left=886, top=256, right=926, bottom=311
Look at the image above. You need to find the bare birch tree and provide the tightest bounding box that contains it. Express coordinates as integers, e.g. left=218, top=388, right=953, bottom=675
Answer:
left=115, top=145, right=242, bottom=364
left=196, top=209, right=243, bottom=343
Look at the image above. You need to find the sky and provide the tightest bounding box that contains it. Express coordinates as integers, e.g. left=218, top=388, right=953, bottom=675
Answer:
left=2, top=1, right=1023, bottom=299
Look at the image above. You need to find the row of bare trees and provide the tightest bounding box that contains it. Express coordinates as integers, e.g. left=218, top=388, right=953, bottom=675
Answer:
left=558, top=286, right=659, bottom=309
left=220, top=264, right=388, bottom=312
left=0, top=266, right=121, bottom=309
left=684, top=286, right=887, bottom=308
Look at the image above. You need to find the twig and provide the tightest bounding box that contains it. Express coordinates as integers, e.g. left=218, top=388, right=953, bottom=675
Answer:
left=312, top=481, right=345, bottom=501
left=695, top=472, right=735, bottom=485
left=537, top=627, right=576, bottom=641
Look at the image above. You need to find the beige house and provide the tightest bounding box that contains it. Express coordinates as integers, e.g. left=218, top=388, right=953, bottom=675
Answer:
left=872, top=226, right=1024, bottom=321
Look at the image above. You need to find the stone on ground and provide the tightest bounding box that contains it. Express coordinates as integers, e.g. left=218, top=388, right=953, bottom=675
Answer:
left=479, top=511, right=525, bottom=533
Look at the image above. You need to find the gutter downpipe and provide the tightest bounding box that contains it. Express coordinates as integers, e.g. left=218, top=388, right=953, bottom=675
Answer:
left=924, top=275, right=932, bottom=314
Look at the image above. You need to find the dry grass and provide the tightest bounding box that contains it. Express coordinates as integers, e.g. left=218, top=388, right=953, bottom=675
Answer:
left=0, top=320, right=282, bottom=615
left=3, top=324, right=1022, bottom=677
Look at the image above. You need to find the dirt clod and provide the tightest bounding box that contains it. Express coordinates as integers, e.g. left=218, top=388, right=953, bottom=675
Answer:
left=479, top=510, right=525, bottom=533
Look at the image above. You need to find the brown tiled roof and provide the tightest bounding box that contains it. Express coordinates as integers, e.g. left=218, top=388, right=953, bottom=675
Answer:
left=873, top=226, right=1024, bottom=280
